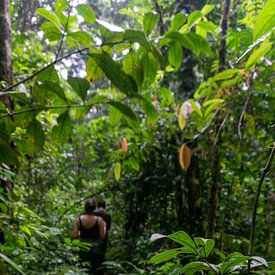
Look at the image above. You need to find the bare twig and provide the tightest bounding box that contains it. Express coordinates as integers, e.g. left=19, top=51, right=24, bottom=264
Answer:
left=214, top=107, right=231, bottom=145
left=238, top=91, right=251, bottom=140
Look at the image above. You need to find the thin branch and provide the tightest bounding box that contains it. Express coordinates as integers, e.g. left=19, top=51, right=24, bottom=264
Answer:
left=0, top=48, right=89, bottom=94
left=238, top=91, right=251, bottom=140
left=55, top=3, right=72, bottom=60
left=214, top=107, right=231, bottom=145
left=0, top=101, right=105, bottom=119
left=248, top=142, right=275, bottom=265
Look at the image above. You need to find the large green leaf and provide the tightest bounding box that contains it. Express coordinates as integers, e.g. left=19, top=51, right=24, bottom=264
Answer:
left=167, top=231, right=196, bottom=253
left=123, top=51, right=143, bottom=88
left=168, top=42, right=182, bottom=69
left=36, top=8, right=61, bottom=29
left=254, top=0, right=275, bottom=40
left=0, top=140, right=18, bottom=167
left=149, top=249, right=182, bottom=264
left=68, top=76, right=90, bottom=102
left=245, top=39, right=272, bottom=69
left=76, top=4, right=95, bottom=25
left=25, top=119, right=45, bottom=155
left=140, top=98, right=158, bottom=125
left=107, top=101, right=138, bottom=122
left=91, top=52, right=138, bottom=96
left=194, top=237, right=215, bottom=257
left=41, top=22, right=62, bottom=41
left=180, top=261, right=211, bottom=274
left=187, top=11, right=203, bottom=27
left=123, top=30, right=152, bottom=51
left=213, top=69, right=239, bottom=81
left=86, top=57, right=103, bottom=82
left=186, top=32, right=212, bottom=56
left=36, top=66, right=60, bottom=84
left=171, top=13, right=186, bottom=31
left=38, top=81, right=67, bottom=102
left=142, top=51, right=158, bottom=88
left=143, top=12, right=159, bottom=36
left=55, top=0, right=69, bottom=13
left=161, top=32, right=195, bottom=51
left=51, top=111, right=72, bottom=144
left=67, top=31, right=94, bottom=47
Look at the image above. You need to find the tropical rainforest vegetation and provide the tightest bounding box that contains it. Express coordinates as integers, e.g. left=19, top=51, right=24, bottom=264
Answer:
left=0, top=0, right=274, bottom=274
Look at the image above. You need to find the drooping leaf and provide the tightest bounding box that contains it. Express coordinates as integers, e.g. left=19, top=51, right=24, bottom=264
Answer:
left=187, top=11, right=203, bottom=27
left=180, top=261, right=211, bottom=274
left=109, top=105, right=122, bottom=126
left=86, top=57, right=103, bottom=82
left=76, top=4, right=95, bottom=25
left=213, top=69, right=239, bottom=81
left=55, top=0, right=69, bottom=13
left=161, top=32, right=195, bottom=52
left=140, top=98, right=158, bottom=125
left=149, top=249, right=182, bottom=264
left=51, top=111, right=72, bottom=144
left=142, top=51, right=158, bottom=88
left=36, top=66, right=60, bottom=84
left=40, top=22, right=62, bottom=41
left=96, top=19, right=124, bottom=32
left=36, top=8, right=61, bottom=29
left=150, top=233, right=166, bottom=242
left=38, top=81, right=67, bottom=102
left=143, top=12, right=159, bottom=36
left=114, top=162, right=121, bottom=181
left=179, top=144, right=191, bottom=171
left=254, top=0, right=275, bottom=40
left=91, top=51, right=138, bottom=96
left=68, top=76, right=90, bottom=101
left=128, top=158, right=140, bottom=171
left=186, top=32, right=212, bottom=56
left=171, top=13, right=186, bottom=31
left=107, top=101, right=138, bottom=122
left=167, top=231, right=196, bottom=252
left=123, top=51, right=143, bottom=88
left=201, top=5, right=214, bottom=15
left=168, top=42, right=182, bottom=70
left=123, top=30, right=152, bottom=51
left=245, top=39, right=272, bottom=69
left=25, top=119, right=45, bottom=155
left=0, top=140, right=18, bottom=167
left=160, top=87, right=173, bottom=107
left=67, top=31, right=94, bottom=47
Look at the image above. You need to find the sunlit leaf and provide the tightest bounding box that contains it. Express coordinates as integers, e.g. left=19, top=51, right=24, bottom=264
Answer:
left=143, top=12, right=159, bottom=36
left=114, top=162, right=121, bottom=181
left=36, top=8, right=61, bottom=29
left=171, top=13, right=186, bottom=31
left=168, top=42, right=182, bottom=70
left=254, top=0, right=275, bottom=40
left=76, top=4, right=95, bottom=25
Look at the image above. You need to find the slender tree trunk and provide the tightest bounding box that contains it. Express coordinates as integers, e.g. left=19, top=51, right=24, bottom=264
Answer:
left=0, top=0, right=13, bottom=244
left=207, top=0, right=231, bottom=238
left=0, top=0, right=13, bottom=92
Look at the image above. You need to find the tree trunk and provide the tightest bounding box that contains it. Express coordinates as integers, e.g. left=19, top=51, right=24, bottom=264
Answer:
left=207, top=0, right=231, bottom=238
left=0, top=0, right=13, bottom=108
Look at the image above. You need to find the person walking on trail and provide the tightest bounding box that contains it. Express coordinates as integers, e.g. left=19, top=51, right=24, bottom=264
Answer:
left=72, top=198, right=106, bottom=273
left=95, top=200, right=111, bottom=256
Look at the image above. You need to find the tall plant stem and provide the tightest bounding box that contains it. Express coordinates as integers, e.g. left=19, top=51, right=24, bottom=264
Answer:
left=248, top=142, right=275, bottom=264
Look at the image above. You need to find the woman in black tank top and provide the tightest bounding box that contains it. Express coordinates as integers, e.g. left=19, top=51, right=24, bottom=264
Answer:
left=72, top=198, right=106, bottom=273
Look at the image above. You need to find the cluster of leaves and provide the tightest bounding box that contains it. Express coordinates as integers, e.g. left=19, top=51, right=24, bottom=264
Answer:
left=149, top=231, right=272, bottom=274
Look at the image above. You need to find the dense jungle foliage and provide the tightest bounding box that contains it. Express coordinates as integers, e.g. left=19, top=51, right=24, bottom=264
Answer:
left=0, top=0, right=274, bottom=274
